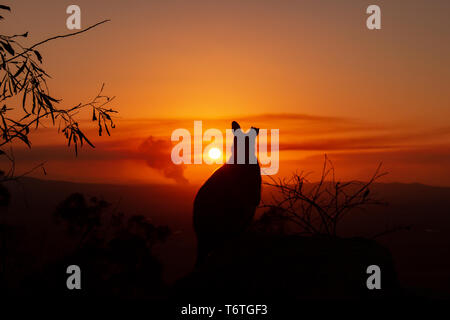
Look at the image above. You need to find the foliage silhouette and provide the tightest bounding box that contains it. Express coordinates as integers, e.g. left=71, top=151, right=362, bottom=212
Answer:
left=32, top=193, right=172, bottom=297
left=0, top=5, right=116, bottom=182
left=0, top=6, right=117, bottom=291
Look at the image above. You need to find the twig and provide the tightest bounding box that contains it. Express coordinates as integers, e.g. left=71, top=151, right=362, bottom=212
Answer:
left=5, top=20, right=111, bottom=63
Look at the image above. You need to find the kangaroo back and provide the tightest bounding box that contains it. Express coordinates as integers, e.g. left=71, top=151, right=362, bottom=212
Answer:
left=193, top=121, right=261, bottom=267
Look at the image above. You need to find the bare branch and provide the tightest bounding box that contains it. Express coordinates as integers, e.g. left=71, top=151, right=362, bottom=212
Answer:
left=5, top=20, right=111, bottom=63
left=257, top=155, right=388, bottom=237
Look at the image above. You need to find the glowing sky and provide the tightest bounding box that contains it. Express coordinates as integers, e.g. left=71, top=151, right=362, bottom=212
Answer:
left=1, top=0, right=450, bottom=186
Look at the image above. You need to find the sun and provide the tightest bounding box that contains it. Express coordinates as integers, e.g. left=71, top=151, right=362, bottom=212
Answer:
left=208, top=147, right=222, bottom=160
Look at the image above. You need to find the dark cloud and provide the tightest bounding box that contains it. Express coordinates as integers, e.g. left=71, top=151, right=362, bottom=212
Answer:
left=280, top=136, right=398, bottom=151
left=10, top=136, right=189, bottom=184
left=280, top=128, right=450, bottom=152
left=8, top=113, right=450, bottom=185
left=137, top=136, right=188, bottom=184
left=238, top=113, right=344, bottom=123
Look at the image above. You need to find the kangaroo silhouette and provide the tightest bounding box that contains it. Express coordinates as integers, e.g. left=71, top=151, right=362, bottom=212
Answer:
left=193, top=121, right=261, bottom=267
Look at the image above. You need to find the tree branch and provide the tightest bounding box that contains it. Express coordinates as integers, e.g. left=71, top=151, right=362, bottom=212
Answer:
left=5, top=19, right=111, bottom=63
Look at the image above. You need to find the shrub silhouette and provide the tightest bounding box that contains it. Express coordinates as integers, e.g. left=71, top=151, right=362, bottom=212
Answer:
left=257, top=155, right=389, bottom=237
left=35, top=193, right=171, bottom=297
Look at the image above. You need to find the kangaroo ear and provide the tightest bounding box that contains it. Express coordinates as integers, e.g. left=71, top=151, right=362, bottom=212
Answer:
left=232, top=121, right=241, bottom=132
left=252, top=127, right=260, bottom=136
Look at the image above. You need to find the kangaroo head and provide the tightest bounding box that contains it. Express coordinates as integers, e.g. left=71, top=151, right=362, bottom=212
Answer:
left=229, top=121, right=259, bottom=165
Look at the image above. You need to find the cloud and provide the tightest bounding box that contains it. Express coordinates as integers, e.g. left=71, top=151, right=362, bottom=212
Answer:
left=280, top=136, right=398, bottom=151
left=10, top=135, right=189, bottom=184
left=279, top=128, right=450, bottom=152
left=276, top=145, right=450, bottom=187
left=9, top=113, right=450, bottom=185
left=137, top=136, right=188, bottom=184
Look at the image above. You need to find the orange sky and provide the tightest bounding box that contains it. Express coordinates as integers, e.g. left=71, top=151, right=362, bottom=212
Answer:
left=2, top=0, right=450, bottom=186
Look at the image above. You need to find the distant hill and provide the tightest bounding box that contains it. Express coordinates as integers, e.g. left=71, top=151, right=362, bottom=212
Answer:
left=2, top=177, right=450, bottom=296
